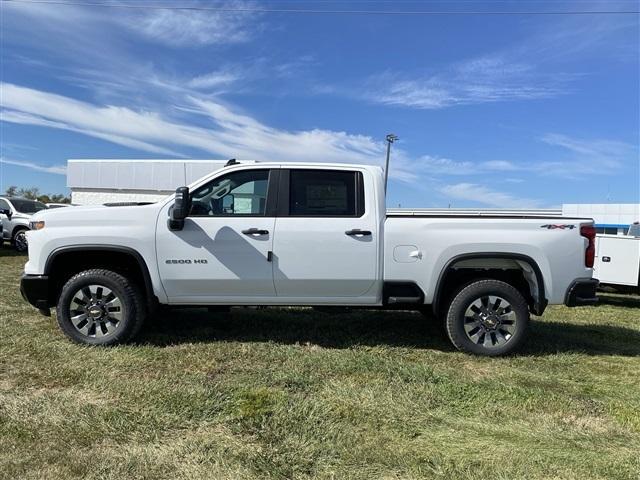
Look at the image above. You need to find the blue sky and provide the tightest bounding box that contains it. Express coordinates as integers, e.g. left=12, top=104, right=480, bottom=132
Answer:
left=0, top=0, right=638, bottom=208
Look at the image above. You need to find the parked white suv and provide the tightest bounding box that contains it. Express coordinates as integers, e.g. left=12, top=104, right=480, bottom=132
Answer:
left=0, top=197, right=47, bottom=252
left=21, top=162, right=598, bottom=355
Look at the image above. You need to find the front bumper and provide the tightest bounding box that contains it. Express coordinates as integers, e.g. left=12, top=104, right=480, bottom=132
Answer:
left=564, top=278, right=599, bottom=307
left=20, top=273, right=52, bottom=314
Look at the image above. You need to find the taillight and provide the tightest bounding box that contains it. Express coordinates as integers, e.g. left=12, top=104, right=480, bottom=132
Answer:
left=580, top=225, right=596, bottom=268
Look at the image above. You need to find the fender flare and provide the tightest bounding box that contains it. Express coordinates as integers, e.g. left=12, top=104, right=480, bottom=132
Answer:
left=432, top=252, right=547, bottom=316
left=44, top=244, right=156, bottom=304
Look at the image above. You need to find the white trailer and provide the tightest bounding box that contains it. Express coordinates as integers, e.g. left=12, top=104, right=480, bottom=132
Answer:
left=594, top=230, right=640, bottom=290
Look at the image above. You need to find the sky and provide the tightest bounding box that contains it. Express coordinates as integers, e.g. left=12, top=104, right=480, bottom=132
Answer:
left=0, top=0, right=638, bottom=208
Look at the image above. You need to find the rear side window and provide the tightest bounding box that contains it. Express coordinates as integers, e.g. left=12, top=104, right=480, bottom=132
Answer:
left=288, top=170, right=363, bottom=217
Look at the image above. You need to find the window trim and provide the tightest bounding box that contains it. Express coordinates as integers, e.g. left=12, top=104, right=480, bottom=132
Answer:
left=277, top=168, right=365, bottom=218
left=187, top=168, right=278, bottom=218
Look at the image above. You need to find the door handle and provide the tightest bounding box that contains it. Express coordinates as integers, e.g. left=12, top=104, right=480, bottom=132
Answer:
left=242, top=228, right=269, bottom=235
left=345, top=229, right=372, bottom=236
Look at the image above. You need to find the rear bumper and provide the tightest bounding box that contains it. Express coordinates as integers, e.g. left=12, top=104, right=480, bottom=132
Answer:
left=564, top=278, right=599, bottom=307
left=20, top=273, right=52, bottom=313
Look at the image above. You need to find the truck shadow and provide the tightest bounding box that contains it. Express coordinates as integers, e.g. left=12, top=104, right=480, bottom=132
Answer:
left=140, top=307, right=640, bottom=357
left=594, top=294, right=640, bottom=309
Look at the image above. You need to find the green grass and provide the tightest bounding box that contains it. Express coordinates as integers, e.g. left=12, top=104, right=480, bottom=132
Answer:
left=1, top=248, right=639, bottom=479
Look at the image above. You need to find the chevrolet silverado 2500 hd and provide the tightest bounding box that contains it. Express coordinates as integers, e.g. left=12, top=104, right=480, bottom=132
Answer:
left=20, top=162, right=598, bottom=356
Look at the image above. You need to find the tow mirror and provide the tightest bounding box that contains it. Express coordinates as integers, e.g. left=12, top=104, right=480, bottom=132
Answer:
left=168, top=186, right=191, bottom=231
left=0, top=209, right=11, bottom=220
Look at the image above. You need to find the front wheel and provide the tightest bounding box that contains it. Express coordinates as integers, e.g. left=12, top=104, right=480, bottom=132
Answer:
left=56, top=269, right=146, bottom=346
left=445, top=280, right=529, bottom=356
left=13, top=229, right=28, bottom=252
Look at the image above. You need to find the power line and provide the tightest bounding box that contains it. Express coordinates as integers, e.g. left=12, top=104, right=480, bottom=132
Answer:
left=1, top=0, right=639, bottom=14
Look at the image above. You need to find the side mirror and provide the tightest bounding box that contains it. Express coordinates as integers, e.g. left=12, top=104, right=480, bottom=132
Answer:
left=0, top=209, right=11, bottom=220
left=168, top=186, right=191, bottom=231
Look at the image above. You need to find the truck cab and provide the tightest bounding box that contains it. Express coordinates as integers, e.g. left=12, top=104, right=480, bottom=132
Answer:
left=156, top=164, right=384, bottom=305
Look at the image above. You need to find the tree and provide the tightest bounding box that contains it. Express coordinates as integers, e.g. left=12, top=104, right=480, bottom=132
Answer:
left=49, top=194, right=70, bottom=204
left=17, top=187, right=40, bottom=200
left=4, top=186, right=71, bottom=203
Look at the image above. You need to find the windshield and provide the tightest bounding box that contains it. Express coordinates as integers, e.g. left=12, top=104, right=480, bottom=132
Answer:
left=10, top=199, right=47, bottom=214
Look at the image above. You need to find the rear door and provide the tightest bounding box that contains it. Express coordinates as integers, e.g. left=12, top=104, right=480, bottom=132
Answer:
left=272, top=168, right=380, bottom=303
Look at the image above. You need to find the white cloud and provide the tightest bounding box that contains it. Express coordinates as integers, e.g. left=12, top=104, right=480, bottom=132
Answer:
left=480, top=160, right=519, bottom=171
left=188, top=70, right=241, bottom=89
left=417, top=155, right=474, bottom=174
left=0, top=82, right=421, bottom=182
left=360, top=13, right=636, bottom=111
left=417, top=133, right=635, bottom=179
left=541, top=133, right=634, bottom=163
left=440, top=183, right=541, bottom=208
left=4, top=0, right=260, bottom=49
left=131, top=4, right=258, bottom=47
left=0, top=157, right=66, bottom=175
left=4, top=82, right=626, bottom=187
left=367, top=56, right=570, bottom=110
left=415, top=155, right=520, bottom=176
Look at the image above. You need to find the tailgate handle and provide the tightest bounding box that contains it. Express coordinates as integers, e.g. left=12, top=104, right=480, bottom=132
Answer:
left=242, top=228, right=269, bottom=236
left=345, top=229, right=371, bottom=236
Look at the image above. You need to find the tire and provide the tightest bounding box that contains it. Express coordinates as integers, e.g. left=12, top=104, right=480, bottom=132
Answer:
left=56, top=269, right=146, bottom=346
left=445, top=279, right=529, bottom=356
left=12, top=228, right=28, bottom=252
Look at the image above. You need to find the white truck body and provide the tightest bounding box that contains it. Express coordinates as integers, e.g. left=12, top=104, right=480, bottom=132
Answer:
left=21, top=162, right=598, bottom=355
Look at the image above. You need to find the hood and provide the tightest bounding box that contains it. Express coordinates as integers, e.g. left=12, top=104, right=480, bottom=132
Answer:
left=31, top=202, right=164, bottom=225
left=9, top=212, right=33, bottom=220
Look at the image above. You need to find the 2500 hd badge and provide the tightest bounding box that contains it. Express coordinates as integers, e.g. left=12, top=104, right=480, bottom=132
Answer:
left=165, top=259, right=208, bottom=264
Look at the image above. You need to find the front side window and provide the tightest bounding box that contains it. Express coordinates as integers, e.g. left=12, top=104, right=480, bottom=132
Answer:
left=0, top=199, right=10, bottom=211
left=289, top=170, right=362, bottom=217
left=189, top=169, right=269, bottom=217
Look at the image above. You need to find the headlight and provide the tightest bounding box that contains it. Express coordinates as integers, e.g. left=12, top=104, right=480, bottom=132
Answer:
left=29, top=221, right=45, bottom=230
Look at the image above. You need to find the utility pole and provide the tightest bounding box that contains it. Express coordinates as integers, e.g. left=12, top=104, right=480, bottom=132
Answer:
left=384, top=133, right=398, bottom=193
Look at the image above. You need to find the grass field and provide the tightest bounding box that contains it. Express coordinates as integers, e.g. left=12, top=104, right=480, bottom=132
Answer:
left=1, top=248, right=639, bottom=480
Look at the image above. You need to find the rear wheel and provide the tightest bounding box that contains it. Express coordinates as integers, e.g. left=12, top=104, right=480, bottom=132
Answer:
left=56, top=269, right=146, bottom=345
left=445, top=279, right=529, bottom=356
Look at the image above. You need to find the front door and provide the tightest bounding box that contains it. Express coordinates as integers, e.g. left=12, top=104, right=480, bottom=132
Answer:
left=272, top=168, right=379, bottom=303
left=156, top=168, right=277, bottom=303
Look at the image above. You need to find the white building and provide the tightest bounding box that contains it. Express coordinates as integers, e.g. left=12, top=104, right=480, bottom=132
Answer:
left=67, top=159, right=229, bottom=205
left=562, top=204, right=640, bottom=235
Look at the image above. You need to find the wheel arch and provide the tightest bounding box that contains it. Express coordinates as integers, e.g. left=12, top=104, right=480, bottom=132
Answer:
left=11, top=224, right=29, bottom=239
left=432, top=252, right=547, bottom=316
left=44, top=245, right=156, bottom=309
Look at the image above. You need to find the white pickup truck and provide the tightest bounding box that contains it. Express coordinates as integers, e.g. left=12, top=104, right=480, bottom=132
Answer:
left=20, top=161, right=598, bottom=356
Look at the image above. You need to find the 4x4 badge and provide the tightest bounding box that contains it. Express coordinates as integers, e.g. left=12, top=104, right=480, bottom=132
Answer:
left=540, top=224, right=576, bottom=230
